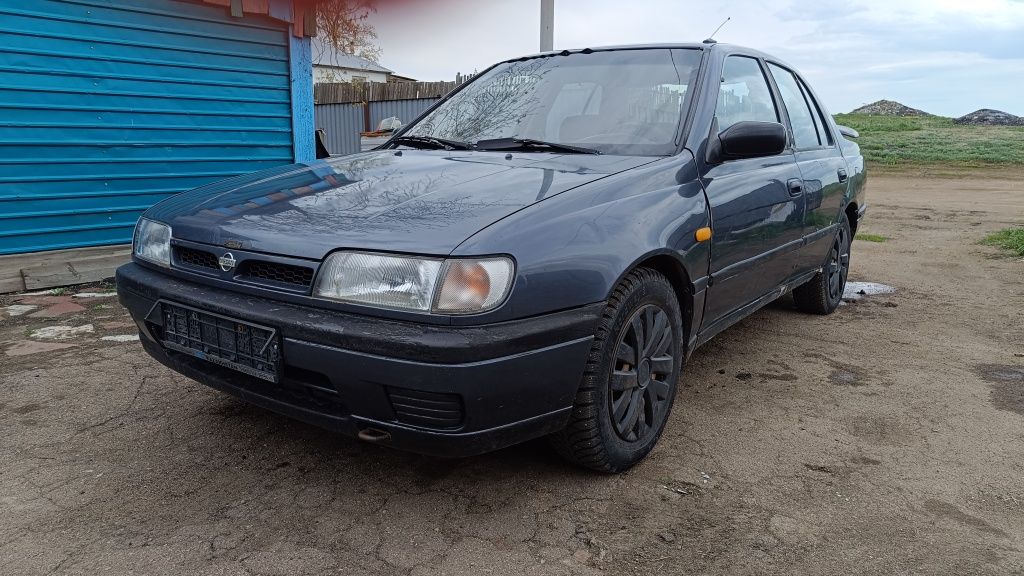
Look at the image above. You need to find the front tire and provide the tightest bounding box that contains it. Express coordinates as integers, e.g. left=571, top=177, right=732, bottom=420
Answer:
left=549, top=268, right=683, bottom=472
left=793, top=211, right=852, bottom=314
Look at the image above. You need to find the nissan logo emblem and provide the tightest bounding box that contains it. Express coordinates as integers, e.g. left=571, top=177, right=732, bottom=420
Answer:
left=218, top=253, right=236, bottom=272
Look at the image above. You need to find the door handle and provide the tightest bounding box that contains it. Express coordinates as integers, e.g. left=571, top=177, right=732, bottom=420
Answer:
left=787, top=178, right=804, bottom=197
left=837, top=169, right=848, bottom=182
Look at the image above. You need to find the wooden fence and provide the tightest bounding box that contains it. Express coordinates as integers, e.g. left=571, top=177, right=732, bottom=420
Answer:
left=314, top=75, right=475, bottom=104
left=314, top=75, right=480, bottom=156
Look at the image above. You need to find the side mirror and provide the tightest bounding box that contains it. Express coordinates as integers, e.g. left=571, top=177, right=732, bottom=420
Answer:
left=706, top=121, right=787, bottom=164
left=836, top=124, right=859, bottom=139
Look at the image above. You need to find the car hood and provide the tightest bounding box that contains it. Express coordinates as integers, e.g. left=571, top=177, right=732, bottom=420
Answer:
left=147, top=149, right=656, bottom=260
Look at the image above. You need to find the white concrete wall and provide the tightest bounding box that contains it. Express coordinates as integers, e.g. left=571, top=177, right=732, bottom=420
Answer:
left=313, top=66, right=389, bottom=84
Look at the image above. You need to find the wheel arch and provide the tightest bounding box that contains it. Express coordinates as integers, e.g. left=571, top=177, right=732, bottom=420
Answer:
left=609, top=250, right=695, bottom=355
left=845, top=201, right=859, bottom=236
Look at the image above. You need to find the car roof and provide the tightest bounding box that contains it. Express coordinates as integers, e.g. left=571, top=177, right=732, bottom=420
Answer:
left=501, top=43, right=801, bottom=79
left=502, top=43, right=790, bottom=66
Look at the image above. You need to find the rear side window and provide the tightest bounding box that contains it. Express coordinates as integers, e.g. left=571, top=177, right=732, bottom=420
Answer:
left=800, top=78, right=834, bottom=146
left=716, top=56, right=778, bottom=131
left=767, top=63, right=820, bottom=149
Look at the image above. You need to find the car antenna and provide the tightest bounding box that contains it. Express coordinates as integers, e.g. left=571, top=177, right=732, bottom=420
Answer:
left=703, top=17, right=730, bottom=43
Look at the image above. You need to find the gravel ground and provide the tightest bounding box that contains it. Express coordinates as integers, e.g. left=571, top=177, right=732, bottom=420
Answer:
left=1, top=174, right=1023, bottom=575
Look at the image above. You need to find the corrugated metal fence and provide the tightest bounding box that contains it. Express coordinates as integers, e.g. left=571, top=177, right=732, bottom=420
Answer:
left=315, top=97, right=439, bottom=156
left=369, top=99, right=437, bottom=136
left=0, top=0, right=294, bottom=255
left=314, top=103, right=364, bottom=158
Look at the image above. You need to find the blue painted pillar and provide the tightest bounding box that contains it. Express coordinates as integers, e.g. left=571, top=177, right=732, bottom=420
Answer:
left=289, top=27, right=314, bottom=162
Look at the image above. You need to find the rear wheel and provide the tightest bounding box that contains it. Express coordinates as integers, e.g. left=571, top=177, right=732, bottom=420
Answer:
left=549, top=268, right=682, bottom=472
left=793, top=211, right=851, bottom=314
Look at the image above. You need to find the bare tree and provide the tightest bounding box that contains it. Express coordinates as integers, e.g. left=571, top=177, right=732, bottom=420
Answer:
left=315, top=0, right=381, bottom=63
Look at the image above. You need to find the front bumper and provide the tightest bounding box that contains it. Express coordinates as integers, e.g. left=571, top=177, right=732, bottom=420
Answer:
left=116, top=263, right=600, bottom=457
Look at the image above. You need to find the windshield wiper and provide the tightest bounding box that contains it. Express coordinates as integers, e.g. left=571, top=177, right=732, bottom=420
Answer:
left=474, top=137, right=601, bottom=155
left=390, top=135, right=472, bottom=151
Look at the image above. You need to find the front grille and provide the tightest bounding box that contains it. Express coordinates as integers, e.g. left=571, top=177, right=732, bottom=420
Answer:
left=386, top=386, right=464, bottom=430
left=158, top=302, right=280, bottom=382
left=239, top=260, right=315, bottom=288
left=174, top=246, right=218, bottom=270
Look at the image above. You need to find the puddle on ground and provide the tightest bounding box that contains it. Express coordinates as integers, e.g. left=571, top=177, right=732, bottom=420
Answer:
left=975, top=364, right=1024, bottom=416
left=843, top=282, right=896, bottom=300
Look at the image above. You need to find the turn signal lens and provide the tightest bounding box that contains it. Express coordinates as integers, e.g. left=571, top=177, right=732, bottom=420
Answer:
left=434, top=257, right=514, bottom=313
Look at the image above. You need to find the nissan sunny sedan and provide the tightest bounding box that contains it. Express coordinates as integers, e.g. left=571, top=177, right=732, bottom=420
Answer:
left=117, top=42, right=866, bottom=472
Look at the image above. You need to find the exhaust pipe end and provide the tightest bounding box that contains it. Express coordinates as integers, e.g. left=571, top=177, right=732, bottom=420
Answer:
left=357, top=427, right=392, bottom=443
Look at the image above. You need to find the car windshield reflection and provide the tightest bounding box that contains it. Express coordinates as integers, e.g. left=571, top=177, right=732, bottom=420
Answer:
left=400, top=49, right=702, bottom=157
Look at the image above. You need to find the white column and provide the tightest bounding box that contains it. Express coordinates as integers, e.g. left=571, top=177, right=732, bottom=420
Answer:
left=540, top=0, right=554, bottom=52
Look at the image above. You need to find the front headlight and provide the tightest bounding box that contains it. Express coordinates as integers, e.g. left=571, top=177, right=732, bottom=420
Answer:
left=313, top=251, right=514, bottom=314
left=133, top=218, right=171, bottom=267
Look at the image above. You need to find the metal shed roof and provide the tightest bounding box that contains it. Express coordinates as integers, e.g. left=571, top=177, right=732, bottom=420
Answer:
left=311, top=38, right=393, bottom=73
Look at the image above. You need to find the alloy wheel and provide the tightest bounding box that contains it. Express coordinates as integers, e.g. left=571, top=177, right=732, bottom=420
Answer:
left=827, top=226, right=851, bottom=302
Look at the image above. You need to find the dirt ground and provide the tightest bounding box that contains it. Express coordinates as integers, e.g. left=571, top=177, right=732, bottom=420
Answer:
left=2, top=174, right=1023, bottom=575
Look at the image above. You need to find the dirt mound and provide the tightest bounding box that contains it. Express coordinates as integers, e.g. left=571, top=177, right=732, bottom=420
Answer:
left=954, top=109, right=1024, bottom=126
left=850, top=100, right=929, bottom=116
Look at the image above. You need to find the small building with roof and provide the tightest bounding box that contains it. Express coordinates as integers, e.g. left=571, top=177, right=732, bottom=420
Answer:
left=312, top=38, right=393, bottom=83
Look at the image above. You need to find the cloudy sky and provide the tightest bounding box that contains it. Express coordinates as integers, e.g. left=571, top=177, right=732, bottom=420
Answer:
left=367, top=0, right=1024, bottom=117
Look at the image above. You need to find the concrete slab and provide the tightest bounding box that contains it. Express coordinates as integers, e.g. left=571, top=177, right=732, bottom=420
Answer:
left=100, top=334, right=140, bottom=343
left=29, top=324, right=94, bottom=340
left=28, top=302, right=87, bottom=318
left=3, top=304, right=37, bottom=317
left=4, top=340, right=77, bottom=356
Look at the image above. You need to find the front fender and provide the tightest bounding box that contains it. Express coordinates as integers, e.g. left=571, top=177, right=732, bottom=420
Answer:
left=452, top=153, right=710, bottom=323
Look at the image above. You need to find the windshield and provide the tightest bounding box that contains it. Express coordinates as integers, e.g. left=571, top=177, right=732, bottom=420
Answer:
left=402, top=48, right=702, bottom=156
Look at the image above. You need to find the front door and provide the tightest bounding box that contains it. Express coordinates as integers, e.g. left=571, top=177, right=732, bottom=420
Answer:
left=701, top=55, right=806, bottom=327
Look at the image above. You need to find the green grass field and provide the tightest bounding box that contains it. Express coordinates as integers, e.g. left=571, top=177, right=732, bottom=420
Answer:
left=855, top=233, right=887, bottom=243
left=982, top=228, right=1024, bottom=257
left=832, top=114, right=1024, bottom=170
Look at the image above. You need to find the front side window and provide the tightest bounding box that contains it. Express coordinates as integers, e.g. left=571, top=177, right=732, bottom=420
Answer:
left=768, top=63, right=821, bottom=149
left=716, top=56, right=779, bottom=131
left=404, top=49, right=701, bottom=156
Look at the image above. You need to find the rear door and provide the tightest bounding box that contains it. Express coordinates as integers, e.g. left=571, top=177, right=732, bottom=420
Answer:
left=765, top=63, right=849, bottom=272
left=701, top=55, right=806, bottom=326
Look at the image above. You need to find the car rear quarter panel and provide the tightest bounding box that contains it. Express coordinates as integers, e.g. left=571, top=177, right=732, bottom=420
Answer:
left=452, top=152, right=710, bottom=323
left=839, top=138, right=867, bottom=217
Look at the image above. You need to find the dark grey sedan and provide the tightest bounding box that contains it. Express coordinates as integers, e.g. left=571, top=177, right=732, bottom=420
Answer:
left=118, top=42, right=866, bottom=471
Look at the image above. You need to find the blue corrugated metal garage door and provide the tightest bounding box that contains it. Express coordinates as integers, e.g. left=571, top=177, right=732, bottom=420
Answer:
left=0, top=0, right=294, bottom=255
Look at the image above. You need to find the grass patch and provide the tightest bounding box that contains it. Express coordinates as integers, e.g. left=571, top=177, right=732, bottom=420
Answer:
left=981, top=228, right=1024, bottom=257
left=855, top=233, right=887, bottom=243
left=833, top=114, right=1024, bottom=170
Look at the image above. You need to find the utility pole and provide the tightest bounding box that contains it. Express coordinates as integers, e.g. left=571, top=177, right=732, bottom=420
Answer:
left=540, top=0, right=554, bottom=52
